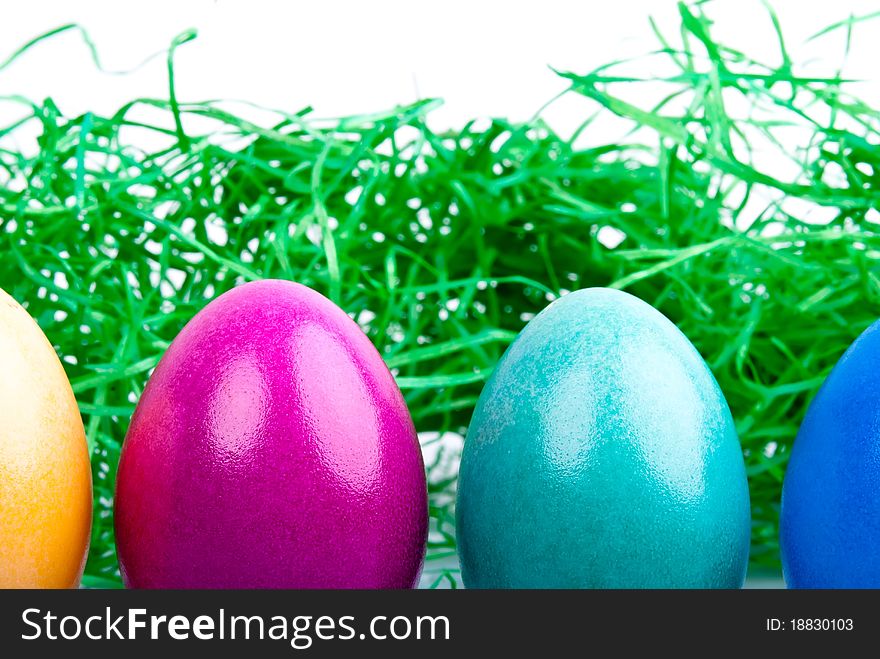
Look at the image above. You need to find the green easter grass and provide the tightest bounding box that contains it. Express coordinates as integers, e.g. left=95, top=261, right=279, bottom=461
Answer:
left=1, top=1, right=878, bottom=588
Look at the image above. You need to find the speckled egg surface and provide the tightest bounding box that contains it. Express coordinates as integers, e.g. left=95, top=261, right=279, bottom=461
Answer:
left=115, top=280, right=428, bottom=589
left=456, top=288, right=751, bottom=588
left=0, top=287, right=92, bottom=588
left=781, top=320, right=880, bottom=588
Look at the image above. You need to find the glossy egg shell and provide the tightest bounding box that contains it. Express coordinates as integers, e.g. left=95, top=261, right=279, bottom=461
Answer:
left=456, top=288, right=751, bottom=588
left=115, top=280, right=428, bottom=588
left=0, top=287, right=92, bottom=588
left=781, top=320, right=880, bottom=588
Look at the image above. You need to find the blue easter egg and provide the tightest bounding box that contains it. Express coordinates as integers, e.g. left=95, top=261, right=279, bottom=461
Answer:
left=456, top=288, right=751, bottom=588
left=781, top=320, right=880, bottom=588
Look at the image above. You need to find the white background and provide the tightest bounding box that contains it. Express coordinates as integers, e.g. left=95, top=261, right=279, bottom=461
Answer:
left=0, top=0, right=877, bottom=134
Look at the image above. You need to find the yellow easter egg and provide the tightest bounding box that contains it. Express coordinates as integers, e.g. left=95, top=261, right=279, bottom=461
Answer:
left=0, top=287, right=92, bottom=588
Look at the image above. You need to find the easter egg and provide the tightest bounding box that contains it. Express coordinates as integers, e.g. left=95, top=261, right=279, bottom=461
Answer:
left=0, top=287, right=92, bottom=588
left=781, top=320, right=880, bottom=588
left=114, top=279, right=427, bottom=588
left=456, top=288, right=751, bottom=588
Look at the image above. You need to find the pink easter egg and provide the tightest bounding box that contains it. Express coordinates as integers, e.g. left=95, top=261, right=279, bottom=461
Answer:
left=115, top=280, right=427, bottom=588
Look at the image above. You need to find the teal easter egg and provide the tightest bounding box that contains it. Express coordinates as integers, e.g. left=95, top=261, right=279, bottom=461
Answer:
left=456, top=288, right=751, bottom=588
